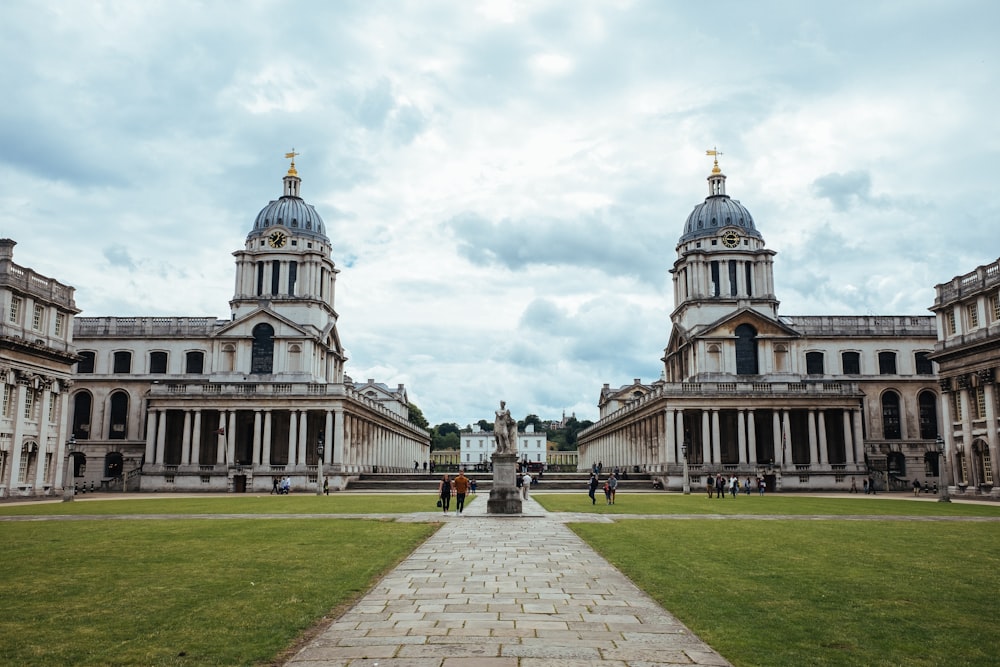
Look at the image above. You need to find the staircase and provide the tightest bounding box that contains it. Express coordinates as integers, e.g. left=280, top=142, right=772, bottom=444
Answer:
left=346, top=471, right=658, bottom=492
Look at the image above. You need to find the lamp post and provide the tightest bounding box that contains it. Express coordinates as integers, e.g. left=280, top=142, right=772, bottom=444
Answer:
left=681, top=441, right=690, bottom=495
left=63, top=435, right=76, bottom=502
left=316, top=432, right=325, bottom=497
left=937, top=435, right=951, bottom=503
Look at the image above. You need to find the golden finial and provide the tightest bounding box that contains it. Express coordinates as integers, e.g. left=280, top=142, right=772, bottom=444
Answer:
left=705, top=148, right=723, bottom=174
left=284, top=149, right=299, bottom=176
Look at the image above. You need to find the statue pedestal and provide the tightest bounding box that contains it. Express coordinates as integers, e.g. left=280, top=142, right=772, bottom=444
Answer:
left=487, top=452, right=522, bottom=514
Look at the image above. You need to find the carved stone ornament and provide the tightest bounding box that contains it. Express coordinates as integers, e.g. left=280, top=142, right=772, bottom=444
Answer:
left=939, top=378, right=953, bottom=393
left=956, top=375, right=971, bottom=391
left=976, top=368, right=995, bottom=385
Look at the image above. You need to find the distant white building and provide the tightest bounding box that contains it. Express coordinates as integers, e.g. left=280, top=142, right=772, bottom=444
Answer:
left=460, top=423, right=546, bottom=467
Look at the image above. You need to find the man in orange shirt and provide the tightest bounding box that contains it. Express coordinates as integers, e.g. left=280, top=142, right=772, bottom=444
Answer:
left=453, top=470, right=470, bottom=515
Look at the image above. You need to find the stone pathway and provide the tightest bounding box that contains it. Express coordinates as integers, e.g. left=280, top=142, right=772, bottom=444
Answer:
left=284, top=494, right=732, bottom=666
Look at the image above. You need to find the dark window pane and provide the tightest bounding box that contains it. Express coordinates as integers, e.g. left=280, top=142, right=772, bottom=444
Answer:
left=113, top=351, right=132, bottom=374
left=149, top=351, right=167, bottom=374
left=806, top=352, right=825, bottom=375
left=77, top=351, right=95, bottom=374
left=842, top=352, right=860, bottom=375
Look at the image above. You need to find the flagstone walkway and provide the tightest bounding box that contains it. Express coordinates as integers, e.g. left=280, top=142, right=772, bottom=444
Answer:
left=284, top=494, right=732, bottom=667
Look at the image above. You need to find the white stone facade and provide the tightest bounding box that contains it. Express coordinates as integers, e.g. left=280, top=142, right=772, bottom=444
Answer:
left=929, top=257, right=1000, bottom=498
left=460, top=424, right=546, bottom=467
left=579, top=163, right=941, bottom=492
left=0, top=239, right=79, bottom=497
left=68, top=163, right=429, bottom=493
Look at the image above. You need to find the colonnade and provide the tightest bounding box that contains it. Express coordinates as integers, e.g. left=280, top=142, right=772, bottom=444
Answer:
left=579, top=405, right=864, bottom=474
left=0, top=373, right=71, bottom=495
left=143, top=404, right=426, bottom=473
left=938, top=372, right=999, bottom=488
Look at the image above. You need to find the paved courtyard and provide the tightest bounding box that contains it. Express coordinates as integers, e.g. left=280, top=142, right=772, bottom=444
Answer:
left=284, top=494, right=732, bottom=667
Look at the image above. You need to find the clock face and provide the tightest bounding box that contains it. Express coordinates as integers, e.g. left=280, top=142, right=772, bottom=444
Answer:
left=722, top=230, right=740, bottom=248
left=268, top=231, right=288, bottom=248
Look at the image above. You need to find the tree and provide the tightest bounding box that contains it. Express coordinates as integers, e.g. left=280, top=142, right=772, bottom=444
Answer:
left=430, top=422, right=461, bottom=451
left=407, top=402, right=429, bottom=429
left=520, top=414, right=545, bottom=432
left=476, top=419, right=493, bottom=432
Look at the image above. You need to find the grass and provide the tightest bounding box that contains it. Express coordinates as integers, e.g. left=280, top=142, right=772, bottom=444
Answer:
left=534, top=492, right=1000, bottom=517
left=0, top=492, right=464, bottom=516
left=571, top=519, right=1000, bottom=667
left=0, top=518, right=437, bottom=666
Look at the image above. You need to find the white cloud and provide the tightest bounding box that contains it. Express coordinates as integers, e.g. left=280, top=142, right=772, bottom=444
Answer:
left=2, top=0, right=999, bottom=425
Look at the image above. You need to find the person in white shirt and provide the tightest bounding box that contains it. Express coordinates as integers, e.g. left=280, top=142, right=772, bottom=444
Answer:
left=521, top=472, right=532, bottom=499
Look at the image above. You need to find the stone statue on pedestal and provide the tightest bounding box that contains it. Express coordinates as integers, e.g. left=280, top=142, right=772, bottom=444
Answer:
left=494, top=400, right=518, bottom=455
left=488, top=400, right=523, bottom=515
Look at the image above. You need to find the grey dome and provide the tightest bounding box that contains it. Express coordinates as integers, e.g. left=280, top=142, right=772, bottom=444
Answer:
left=252, top=196, right=327, bottom=239
left=678, top=168, right=763, bottom=245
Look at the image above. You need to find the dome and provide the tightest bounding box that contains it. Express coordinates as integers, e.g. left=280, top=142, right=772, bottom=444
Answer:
left=252, top=196, right=327, bottom=239
left=249, top=161, right=329, bottom=242
left=678, top=168, right=763, bottom=245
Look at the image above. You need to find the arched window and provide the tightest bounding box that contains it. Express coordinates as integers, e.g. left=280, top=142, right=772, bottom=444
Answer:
left=882, top=391, right=901, bottom=440
left=105, top=452, right=124, bottom=478
left=222, top=344, right=236, bottom=372
left=918, top=391, right=939, bottom=440
left=109, top=391, right=129, bottom=440
left=72, top=392, right=92, bottom=440
left=251, top=323, right=275, bottom=374
left=735, top=324, right=759, bottom=375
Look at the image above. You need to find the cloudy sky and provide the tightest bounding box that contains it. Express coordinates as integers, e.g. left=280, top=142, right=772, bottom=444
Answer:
left=2, top=1, right=998, bottom=427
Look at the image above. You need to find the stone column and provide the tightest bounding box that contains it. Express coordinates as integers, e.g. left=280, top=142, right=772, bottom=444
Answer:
left=843, top=410, right=855, bottom=465
left=983, top=380, right=999, bottom=486
left=261, top=411, right=272, bottom=467
left=156, top=409, right=168, bottom=464
left=191, top=410, right=202, bottom=466
left=747, top=410, right=758, bottom=465
left=817, top=411, right=828, bottom=466
left=286, top=410, right=297, bottom=467
left=227, top=411, right=237, bottom=465
left=807, top=410, right=818, bottom=466
left=737, top=410, right=747, bottom=464
left=701, top=410, right=711, bottom=464
left=144, top=409, right=157, bottom=466
left=217, top=412, right=227, bottom=464
left=252, top=410, right=262, bottom=465
left=298, top=411, right=308, bottom=465
left=181, top=410, right=192, bottom=464
left=711, top=410, right=721, bottom=464
left=665, top=409, right=676, bottom=466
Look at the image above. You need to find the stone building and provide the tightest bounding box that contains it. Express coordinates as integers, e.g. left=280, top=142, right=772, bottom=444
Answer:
left=578, top=158, right=941, bottom=492
left=0, top=239, right=80, bottom=497
left=929, top=257, right=1000, bottom=498
left=460, top=423, right=547, bottom=469
left=69, top=159, right=429, bottom=493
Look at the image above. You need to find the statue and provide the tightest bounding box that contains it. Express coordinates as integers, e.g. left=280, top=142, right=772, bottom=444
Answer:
left=494, top=400, right=518, bottom=455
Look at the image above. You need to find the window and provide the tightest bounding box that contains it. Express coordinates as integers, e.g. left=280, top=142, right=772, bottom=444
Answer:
left=881, top=392, right=901, bottom=439
left=805, top=352, right=825, bottom=375
left=250, top=323, right=275, bottom=374
left=9, top=296, right=21, bottom=323
left=48, top=394, right=56, bottom=422
left=2, top=385, right=11, bottom=417
left=735, top=324, right=759, bottom=375
left=728, top=261, right=738, bottom=296
left=32, top=304, right=43, bottom=331
left=256, top=261, right=265, bottom=296
left=54, top=313, right=65, bottom=337
left=23, top=390, right=34, bottom=420
left=992, top=294, right=1000, bottom=322
left=953, top=392, right=963, bottom=421
left=109, top=392, right=129, bottom=440
left=113, top=351, right=132, bottom=374
left=77, top=351, right=95, bottom=374
left=271, top=259, right=280, bottom=295
left=72, top=392, right=92, bottom=439
left=878, top=351, right=897, bottom=375
left=185, top=351, right=205, bottom=374
left=975, top=386, right=986, bottom=420
left=967, top=303, right=980, bottom=329
left=918, top=391, right=938, bottom=440
left=710, top=261, right=720, bottom=296
left=914, top=352, right=933, bottom=375
left=288, top=261, right=298, bottom=295
left=149, top=351, right=168, bottom=374
left=745, top=263, right=753, bottom=296
left=946, top=310, right=957, bottom=335
left=841, top=351, right=861, bottom=375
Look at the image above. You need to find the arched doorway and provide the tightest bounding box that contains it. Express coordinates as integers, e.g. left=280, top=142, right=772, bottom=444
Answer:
left=105, top=452, right=124, bottom=479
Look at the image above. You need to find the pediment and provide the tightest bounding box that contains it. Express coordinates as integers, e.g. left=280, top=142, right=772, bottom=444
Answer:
left=212, top=307, right=316, bottom=340
left=694, top=308, right=800, bottom=341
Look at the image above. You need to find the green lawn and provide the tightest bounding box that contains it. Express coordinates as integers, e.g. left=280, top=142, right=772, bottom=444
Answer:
left=571, top=519, right=1000, bottom=667
left=0, top=492, right=459, bottom=516
left=0, top=518, right=437, bottom=666
left=535, top=492, right=1000, bottom=516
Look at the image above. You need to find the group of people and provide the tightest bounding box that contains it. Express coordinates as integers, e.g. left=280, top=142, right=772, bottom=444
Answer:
left=705, top=473, right=767, bottom=497
left=587, top=471, right=618, bottom=504
left=270, top=476, right=292, bottom=495
left=437, top=471, right=477, bottom=514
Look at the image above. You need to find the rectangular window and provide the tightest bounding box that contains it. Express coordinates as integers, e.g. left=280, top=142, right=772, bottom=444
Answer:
left=710, top=261, right=720, bottom=297
left=149, top=351, right=168, bottom=374
left=9, top=297, right=21, bottom=323
left=288, top=261, right=298, bottom=295
left=32, top=304, right=43, bottom=331
left=841, top=351, right=861, bottom=375
left=54, top=313, right=65, bottom=337
left=256, top=261, right=264, bottom=296
left=953, top=392, right=963, bottom=421
left=967, top=304, right=980, bottom=329
left=946, top=309, right=957, bottom=335
left=23, top=390, right=34, bottom=420
left=48, top=394, right=56, bottom=422
left=17, top=452, right=29, bottom=484
left=44, top=452, right=53, bottom=482
left=975, top=386, right=986, bottom=420
left=113, top=351, right=132, bottom=374
left=728, top=261, right=738, bottom=296
left=878, top=351, right=897, bottom=375
left=271, top=260, right=280, bottom=295
left=914, top=352, right=933, bottom=375
left=745, top=263, right=753, bottom=296
left=806, top=352, right=825, bottom=375
left=77, top=351, right=96, bottom=374
left=983, top=448, right=994, bottom=485
left=2, top=385, right=11, bottom=417
left=992, top=294, right=1000, bottom=322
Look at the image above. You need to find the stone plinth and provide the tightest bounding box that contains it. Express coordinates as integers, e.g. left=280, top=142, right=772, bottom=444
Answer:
left=487, top=452, right=522, bottom=514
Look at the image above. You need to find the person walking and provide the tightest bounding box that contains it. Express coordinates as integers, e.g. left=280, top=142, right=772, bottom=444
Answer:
left=706, top=473, right=715, bottom=498
left=438, top=474, right=452, bottom=513
left=607, top=472, right=618, bottom=505
left=715, top=474, right=726, bottom=499
left=588, top=473, right=599, bottom=505
left=470, top=477, right=477, bottom=495
left=521, top=471, right=532, bottom=499
left=453, top=470, right=470, bottom=514
left=323, top=477, right=329, bottom=495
